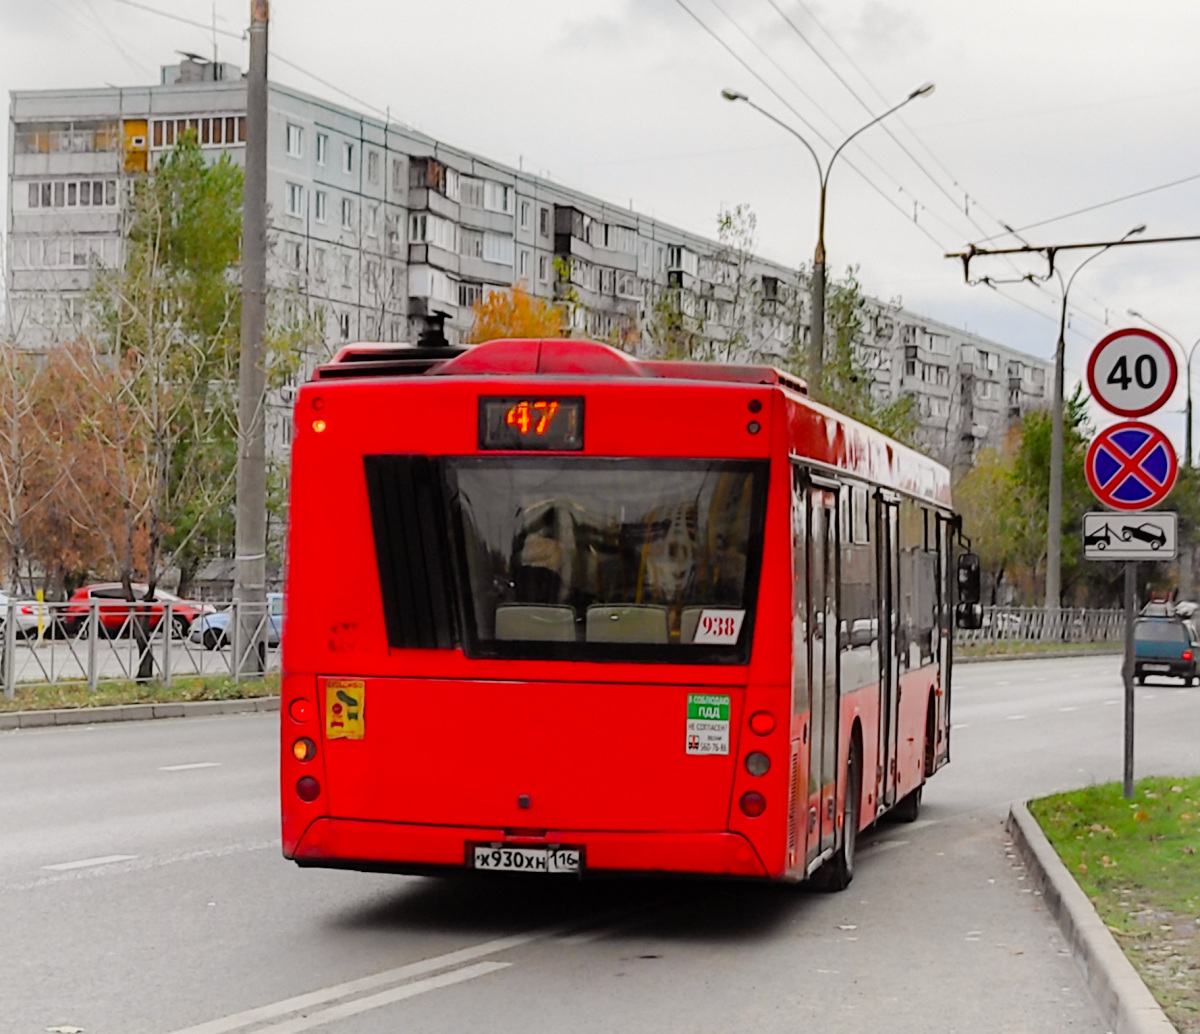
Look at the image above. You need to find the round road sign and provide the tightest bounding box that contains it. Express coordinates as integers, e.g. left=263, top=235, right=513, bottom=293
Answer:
left=1085, top=420, right=1178, bottom=511
left=1087, top=328, right=1178, bottom=417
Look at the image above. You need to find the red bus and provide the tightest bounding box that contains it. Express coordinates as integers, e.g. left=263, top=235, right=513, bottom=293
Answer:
left=280, top=337, right=974, bottom=889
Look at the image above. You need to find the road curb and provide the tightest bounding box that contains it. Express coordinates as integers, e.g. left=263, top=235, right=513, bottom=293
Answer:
left=0, top=695, right=279, bottom=730
left=957, top=648, right=1122, bottom=664
left=1006, top=801, right=1178, bottom=1034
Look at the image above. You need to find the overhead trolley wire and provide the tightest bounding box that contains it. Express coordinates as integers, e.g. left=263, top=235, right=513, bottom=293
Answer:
left=673, top=0, right=977, bottom=257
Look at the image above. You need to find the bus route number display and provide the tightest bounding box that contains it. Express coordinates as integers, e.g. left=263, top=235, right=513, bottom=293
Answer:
left=479, top=396, right=584, bottom=451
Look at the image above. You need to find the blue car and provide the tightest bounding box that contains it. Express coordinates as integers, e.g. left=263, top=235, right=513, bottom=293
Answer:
left=189, top=592, right=284, bottom=650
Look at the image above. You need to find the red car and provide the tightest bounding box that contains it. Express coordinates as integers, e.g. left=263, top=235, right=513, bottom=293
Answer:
left=63, top=584, right=214, bottom=637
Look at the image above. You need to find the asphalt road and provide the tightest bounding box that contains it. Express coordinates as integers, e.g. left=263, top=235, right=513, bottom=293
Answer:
left=2, top=653, right=1197, bottom=1034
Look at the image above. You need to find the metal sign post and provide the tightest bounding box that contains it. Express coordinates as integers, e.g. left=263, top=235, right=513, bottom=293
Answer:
left=1082, top=326, right=1184, bottom=800
left=1122, top=562, right=1135, bottom=800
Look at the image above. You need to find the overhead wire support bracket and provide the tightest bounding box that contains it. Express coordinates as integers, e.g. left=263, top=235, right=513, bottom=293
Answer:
left=946, top=233, right=1200, bottom=285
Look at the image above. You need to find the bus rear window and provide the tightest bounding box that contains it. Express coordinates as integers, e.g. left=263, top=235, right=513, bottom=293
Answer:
left=446, top=458, right=766, bottom=663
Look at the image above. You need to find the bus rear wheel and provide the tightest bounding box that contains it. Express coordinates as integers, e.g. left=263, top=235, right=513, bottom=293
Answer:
left=814, top=742, right=859, bottom=892
left=892, top=785, right=922, bottom=823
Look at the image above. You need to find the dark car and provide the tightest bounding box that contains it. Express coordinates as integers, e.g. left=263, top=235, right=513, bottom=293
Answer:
left=1122, top=523, right=1167, bottom=549
left=1134, top=616, right=1200, bottom=685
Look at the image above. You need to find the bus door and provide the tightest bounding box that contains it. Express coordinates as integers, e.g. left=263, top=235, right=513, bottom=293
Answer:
left=877, top=494, right=901, bottom=812
left=805, top=481, right=840, bottom=867
left=934, top=512, right=953, bottom=768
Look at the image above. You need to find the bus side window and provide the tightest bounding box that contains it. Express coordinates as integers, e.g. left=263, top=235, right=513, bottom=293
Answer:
left=840, top=482, right=877, bottom=694
left=791, top=466, right=809, bottom=715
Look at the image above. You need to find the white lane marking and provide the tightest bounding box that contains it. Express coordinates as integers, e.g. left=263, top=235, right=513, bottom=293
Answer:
left=159, top=762, right=222, bottom=771
left=162, top=932, right=543, bottom=1034
left=1057, top=706, right=1078, bottom=712
left=1105, top=700, right=1118, bottom=706
left=1006, top=714, right=1027, bottom=721
left=42, top=854, right=137, bottom=871
left=250, top=962, right=510, bottom=1034
left=951, top=723, right=970, bottom=730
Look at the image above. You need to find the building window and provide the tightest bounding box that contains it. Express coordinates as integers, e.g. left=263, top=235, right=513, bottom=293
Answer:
left=27, top=183, right=38, bottom=208
left=367, top=204, right=379, bottom=237
left=411, top=213, right=457, bottom=252
left=286, top=182, right=304, bottom=216
left=367, top=150, right=380, bottom=184
left=392, top=158, right=404, bottom=193
left=539, top=207, right=550, bottom=237
left=54, top=182, right=65, bottom=207
left=316, top=132, right=328, bottom=165
left=483, top=233, right=514, bottom=265
left=460, top=178, right=484, bottom=208
left=458, top=282, right=483, bottom=309
left=286, top=123, right=303, bottom=157
left=315, top=190, right=327, bottom=222
left=389, top=318, right=402, bottom=341
left=341, top=254, right=352, bottom=286
left=483, top=181, right=513, bottom=214
left=518, top=250, right=529, bottom=279
left=288, top=241, right=303, bottom=270
left=342, top=142, right=354, bottom=174
left=538, top=254, right=549, bottom=282
left=338, top=312, right=351, bottom=340
left=905, top=359, right=916, bottom=377
left=341, top=198, right=353, bottom=229
left=314, top=248, right=326, bottom=277
left=519, top=200, right=531, bottom=229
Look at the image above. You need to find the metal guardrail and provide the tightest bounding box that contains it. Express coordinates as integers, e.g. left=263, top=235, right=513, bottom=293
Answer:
left=1, top=599, right=279, bottom=699
left=954, top=606, right=1124, bottom=645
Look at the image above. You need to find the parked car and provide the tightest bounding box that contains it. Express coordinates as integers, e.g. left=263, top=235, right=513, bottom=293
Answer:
left=62, top=584, right=214, bottom=638
left=189, top=592, right=283, bottom=650
left=1133, top=616, right=1200, bottom=685
left=0, top=592, right=47, bottom=638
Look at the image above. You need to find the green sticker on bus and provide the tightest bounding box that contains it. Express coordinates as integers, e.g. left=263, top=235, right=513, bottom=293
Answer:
left=686, top=693, right=730, bottom=755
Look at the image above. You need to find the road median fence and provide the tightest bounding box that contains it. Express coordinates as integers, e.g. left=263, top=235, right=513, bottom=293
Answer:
left=1, top=599, right=279, bottom=699
left=955, top=606, right=1124, bottom=646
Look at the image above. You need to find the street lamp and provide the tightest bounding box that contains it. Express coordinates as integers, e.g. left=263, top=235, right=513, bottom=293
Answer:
left=1125, top=308, right=1200, bottom=468
left=1044, top=223, right=1145, bottom=611
left=722, top=83, right=935, bottom=390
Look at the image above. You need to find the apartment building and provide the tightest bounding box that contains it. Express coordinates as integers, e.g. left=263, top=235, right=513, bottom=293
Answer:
left=6, top=57, right=1050, bottom=469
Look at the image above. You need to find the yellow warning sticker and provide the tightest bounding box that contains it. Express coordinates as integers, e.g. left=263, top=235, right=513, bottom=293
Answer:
left=326, top=679, right=365, bottom=740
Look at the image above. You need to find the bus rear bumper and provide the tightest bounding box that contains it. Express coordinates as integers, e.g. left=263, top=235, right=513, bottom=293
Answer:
left=289, top=818, right=770, bottom=878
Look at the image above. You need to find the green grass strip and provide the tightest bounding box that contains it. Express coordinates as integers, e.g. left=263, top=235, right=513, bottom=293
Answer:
left=1031, top=776, right=1200, bottom=1031
left=0, top=673, right=279, bottom=713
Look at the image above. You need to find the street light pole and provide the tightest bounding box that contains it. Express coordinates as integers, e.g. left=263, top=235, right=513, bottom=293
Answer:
left=1125, top=309, right=1200, bottom=469
left=1044, top=225, right=1145, bottom=611
left=721, top=83, right=933, bottom=392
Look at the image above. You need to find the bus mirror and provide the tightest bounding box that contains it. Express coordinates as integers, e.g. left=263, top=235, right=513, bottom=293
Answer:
left=956, top=602, right=984, bottom=630
left=956, top=552, right=981, bottom=605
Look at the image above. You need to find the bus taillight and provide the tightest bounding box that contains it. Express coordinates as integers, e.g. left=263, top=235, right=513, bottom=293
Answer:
left=296, top=777, right=321, bottom=802
left=744, top=752, right=770, bottom=777
left=739, top=792, right=766, bottom=817
left=748, top=711, right=775, bottom=736
left=292, top=737, right=316, bottom=762
left=289, top=698, right=313, bottom=723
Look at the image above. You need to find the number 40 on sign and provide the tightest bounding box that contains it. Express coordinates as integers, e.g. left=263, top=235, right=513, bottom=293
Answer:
left=1087, top=328, right=1178, bottom=418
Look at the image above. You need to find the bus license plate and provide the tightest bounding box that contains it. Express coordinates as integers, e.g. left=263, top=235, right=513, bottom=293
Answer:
left=472, top=845, right=581, bottom=874
left=1144, top=664, right=1170, bottom=672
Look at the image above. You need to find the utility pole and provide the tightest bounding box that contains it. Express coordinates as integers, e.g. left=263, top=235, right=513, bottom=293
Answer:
left=722, top=83, right=934, bottom=392
left=233, top=0, right=268, bottom=674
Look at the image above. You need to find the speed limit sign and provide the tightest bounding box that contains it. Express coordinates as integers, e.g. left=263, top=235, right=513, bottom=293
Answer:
left=1087, top=328, right=1178, bottom=417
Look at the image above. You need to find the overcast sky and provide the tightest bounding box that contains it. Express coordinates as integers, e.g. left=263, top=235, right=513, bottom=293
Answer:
left=5, top=0, right=1200, bottom=440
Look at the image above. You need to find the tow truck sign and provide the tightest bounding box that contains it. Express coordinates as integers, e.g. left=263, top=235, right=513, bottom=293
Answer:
left=1083, top=511, right=1177, bottom=561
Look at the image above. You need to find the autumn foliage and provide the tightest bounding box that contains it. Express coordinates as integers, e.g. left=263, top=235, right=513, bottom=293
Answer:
left=466, top=284, right=564, bottom=343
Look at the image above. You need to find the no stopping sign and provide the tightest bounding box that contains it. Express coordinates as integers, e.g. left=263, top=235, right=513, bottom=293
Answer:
left=1087, top=328, right=1178, bottom=417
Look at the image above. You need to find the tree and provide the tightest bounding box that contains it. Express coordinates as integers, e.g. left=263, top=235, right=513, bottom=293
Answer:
left=467, top=283, right=564, bottom=343
left=81, top=134, right=243, bottom=676
left=801, top=266, right=919, bottom=444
